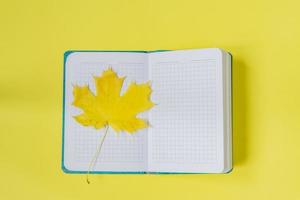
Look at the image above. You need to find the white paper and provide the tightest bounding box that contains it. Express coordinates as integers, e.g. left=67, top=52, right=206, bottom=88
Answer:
left=148, top=49, right=226, bottom=173
left=63, top=52, right=149, bottom=172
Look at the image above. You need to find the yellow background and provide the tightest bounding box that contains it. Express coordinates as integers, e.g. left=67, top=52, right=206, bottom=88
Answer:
left=1, top=0, right=300, bottom=199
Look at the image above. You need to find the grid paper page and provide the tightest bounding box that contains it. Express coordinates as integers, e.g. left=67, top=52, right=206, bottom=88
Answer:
left=148, top=49, right=225, bottom=173
left=63, top=52, right=149, bottom=172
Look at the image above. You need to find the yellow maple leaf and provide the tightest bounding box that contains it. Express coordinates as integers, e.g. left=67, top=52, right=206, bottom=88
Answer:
left=72, top=68, right=154, bottom=133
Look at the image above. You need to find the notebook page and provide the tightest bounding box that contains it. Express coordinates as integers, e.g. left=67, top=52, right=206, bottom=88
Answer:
left=63, top=52, right=148, bottom=172
left=224, top=52, right=232, bottom=172
left=148, top=49, right=226, bottom=173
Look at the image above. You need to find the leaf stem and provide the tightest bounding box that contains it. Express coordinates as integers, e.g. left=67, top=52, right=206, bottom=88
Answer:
left=86, top=125, right=109, bottom=184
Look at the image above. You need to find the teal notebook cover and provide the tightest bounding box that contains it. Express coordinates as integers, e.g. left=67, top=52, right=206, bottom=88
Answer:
left=62, top=49, right=232, bottom=174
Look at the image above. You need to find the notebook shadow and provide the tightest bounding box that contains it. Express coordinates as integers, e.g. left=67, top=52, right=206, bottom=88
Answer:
left=232, top=58, right=249, bottom=166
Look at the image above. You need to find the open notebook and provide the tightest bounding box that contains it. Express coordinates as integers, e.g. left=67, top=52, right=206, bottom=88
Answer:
left=62, top=48, right=232, bottom=174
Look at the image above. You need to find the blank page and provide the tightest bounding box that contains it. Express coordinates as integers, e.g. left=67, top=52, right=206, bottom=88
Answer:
left=63, top=52, right=149, bottom=172
left=148, top=49, right=226, bottom=173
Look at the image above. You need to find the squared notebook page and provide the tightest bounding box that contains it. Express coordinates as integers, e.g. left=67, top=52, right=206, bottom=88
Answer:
left=148, top=49, right=226, bottom=173
left=63, top=52, right=149, bottom=173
